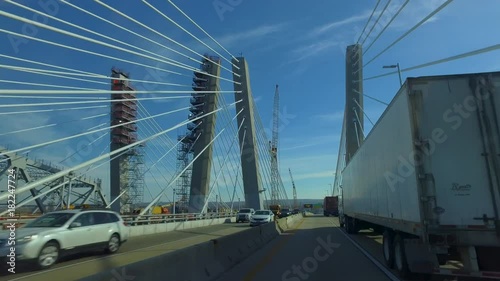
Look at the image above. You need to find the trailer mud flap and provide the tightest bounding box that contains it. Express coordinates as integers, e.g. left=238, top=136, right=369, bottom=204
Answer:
left=405, top=238, right=439, bottom=273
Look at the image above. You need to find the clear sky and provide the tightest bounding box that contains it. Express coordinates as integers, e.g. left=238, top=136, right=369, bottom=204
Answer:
left=1, top=0, right=499, bottom=204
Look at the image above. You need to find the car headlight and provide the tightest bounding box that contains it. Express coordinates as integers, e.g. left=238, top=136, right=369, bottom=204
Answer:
left=17, top=235, right=38, bottom=244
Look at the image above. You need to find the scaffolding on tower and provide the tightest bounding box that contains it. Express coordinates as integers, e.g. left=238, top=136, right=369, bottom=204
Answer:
left=110, top=68, right=145, bottom=214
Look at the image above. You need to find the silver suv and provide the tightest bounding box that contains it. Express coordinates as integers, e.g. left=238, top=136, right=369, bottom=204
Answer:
left=236, top=208, right=255, bottom=223
left=0, top=209, right=129, bottom=269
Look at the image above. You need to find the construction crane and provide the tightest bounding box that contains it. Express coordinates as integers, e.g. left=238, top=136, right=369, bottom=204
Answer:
left=289, top=168, right=298, bottom=209
left=270, top=85, right=280, bottom=205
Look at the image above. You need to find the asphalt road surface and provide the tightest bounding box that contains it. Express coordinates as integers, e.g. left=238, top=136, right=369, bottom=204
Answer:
left=216, top=215, right=396, bottom=281
left=0, top=223, right=249, bottom=281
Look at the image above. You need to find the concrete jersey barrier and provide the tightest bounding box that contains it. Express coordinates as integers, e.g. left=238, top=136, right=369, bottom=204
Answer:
left=79, top=220, right=283, bottom=281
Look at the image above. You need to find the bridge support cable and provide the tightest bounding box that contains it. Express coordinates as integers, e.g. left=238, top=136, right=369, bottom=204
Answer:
left=134, top=107, right=203, bottom=194
left=356, top=0, right=381, bottom=44
left=0, top=106, right=193, bottom=157
left=139, top=105, right=244, bottom=216
left=2, top=0, right=197, bottom=72
left=141, top=0, right=240, bottom=77
left=0, top=100, right=240, bottom=203
left=363, top=0, right=410, bottom=55
left=166, top=0, right=240, bottom=66
left=109, top=131, right=201, bottom=208
left=356, top=90, right=390, bottom=106
left=0, top=54, right=100, bottom=77
left=0, top=89, right=240, bottom=95
left=94, top=0, right=235, bottom=79
left=214, top=93, right=246, bottom=206
left=360, top=0, right=392, bottom=46
left=253, top=115, right=282, bottom=204
left=353, top=107, right=365, bottom=137
left=251, top=100, right=281, bottom=204
left=0, top=79, right=102, bottom=91
left=365, top=43, right=500, bottom=81
left=136, top=104, right=180, bottom=171
left=0, top=105, right=108, bottom=116
left=249, top=115, right=273, bottom=202
left=352, top=98, right=375, bottom=126
left=230, top=128, right=247, bottom=210
left=0, top=11, right=237, bottom=82
left=0, top=113, right=108, bottom=137
left=353, top=119, right=361, bottom=148
left=0, top=27, right=193, bottom=80
left=333, top=115, right=347, bottom=196
left=364, top=0, right=454, bottom=67
left=201, top=116, right=245, bottom=213
left=251, top=99, right=289, bottom=204
left=0, top=96, right=192, bottom=109
left=203, top=92, right=244, bottom=210
left=0, top=64, right=195, bottom=88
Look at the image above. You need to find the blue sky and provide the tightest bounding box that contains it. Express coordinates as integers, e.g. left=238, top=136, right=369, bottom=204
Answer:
left=1, top=0, right=499, bottom=204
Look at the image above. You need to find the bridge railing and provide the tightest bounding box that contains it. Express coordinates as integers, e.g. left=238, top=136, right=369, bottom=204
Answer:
left=0, top=212, right=236, bottom=229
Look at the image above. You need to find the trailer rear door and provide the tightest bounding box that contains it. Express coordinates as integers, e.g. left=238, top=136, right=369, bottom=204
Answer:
left=409, top=74, right=500, bottom=228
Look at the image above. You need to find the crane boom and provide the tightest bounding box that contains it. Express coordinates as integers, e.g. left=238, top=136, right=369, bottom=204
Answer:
left=270, top=85, right=280, bottom=204
left=289, top=168, right=297, bottom=209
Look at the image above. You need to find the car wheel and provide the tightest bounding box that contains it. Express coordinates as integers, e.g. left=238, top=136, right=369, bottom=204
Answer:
left=105, top=234, right=121, bottom=254
left=37, top=241, right=59, bottom=269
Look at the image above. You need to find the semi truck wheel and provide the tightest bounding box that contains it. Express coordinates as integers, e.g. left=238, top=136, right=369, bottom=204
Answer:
left=382, top=230, right=395, bottom=268
left=345, top=217, right=358, bottom=234
left=393, top=234, right=411, bottom=278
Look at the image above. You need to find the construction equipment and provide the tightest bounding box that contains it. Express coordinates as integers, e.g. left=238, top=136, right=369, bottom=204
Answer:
left=270, top=85, right=280, bottom=205
left=289, top=168, right=298, bottom=209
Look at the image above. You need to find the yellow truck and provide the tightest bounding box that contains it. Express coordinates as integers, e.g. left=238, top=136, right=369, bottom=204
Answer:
left=269, top=204, right=281, bottom=217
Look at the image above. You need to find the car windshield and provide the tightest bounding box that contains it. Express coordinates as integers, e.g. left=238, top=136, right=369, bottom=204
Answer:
left=239, top=209, right=251, bottom=213
left=254, top=211, right=270, bottom=215
left=24, top=213, right=76, bottom=228
left=282, top=209, right=290, bottom=212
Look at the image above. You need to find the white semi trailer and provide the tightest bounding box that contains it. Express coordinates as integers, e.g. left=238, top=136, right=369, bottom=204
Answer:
left=339, top=71, right=500, bottom=279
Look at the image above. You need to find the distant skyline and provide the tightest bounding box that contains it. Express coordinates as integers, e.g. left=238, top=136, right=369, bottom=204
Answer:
left=1, top=1, right=499, bottom=203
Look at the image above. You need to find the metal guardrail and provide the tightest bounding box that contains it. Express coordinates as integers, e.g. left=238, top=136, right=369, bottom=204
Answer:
left=0, top=212, right=236, bottom=229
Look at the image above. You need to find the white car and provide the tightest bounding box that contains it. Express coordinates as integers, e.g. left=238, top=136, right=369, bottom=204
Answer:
left=236, top=208, right=255, bottom=223
left=0, top=209, right=129, bottom=269
left=250, top=210, right=274, bottom=226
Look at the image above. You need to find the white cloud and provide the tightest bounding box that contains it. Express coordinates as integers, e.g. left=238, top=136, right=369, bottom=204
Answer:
left=310, top=111, right=345, bottom=122
left=287, top=40, right=340, bottom=63
left=216, top=23, right=290, bottom=48
left=311, top=11, right=372, bottom=37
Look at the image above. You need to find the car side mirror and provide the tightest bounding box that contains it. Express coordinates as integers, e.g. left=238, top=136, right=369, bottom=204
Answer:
left=69, top=222, right=82, bottom=228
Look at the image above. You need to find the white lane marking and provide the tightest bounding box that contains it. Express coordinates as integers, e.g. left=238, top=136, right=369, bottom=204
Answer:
left=9, top=227, right=235, bottom=281
left=332, top=220, right=402, bottom=281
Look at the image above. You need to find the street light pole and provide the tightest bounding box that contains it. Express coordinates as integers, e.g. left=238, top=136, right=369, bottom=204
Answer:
left=238, top=197, right=240, bottom=210
left=382, top=63, right=403, bottom=87
left=172, top=189, right=176, bottom=215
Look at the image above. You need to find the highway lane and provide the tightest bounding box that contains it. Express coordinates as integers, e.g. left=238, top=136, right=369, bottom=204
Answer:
left=0, top=222, right=250, bottom=281
left=216, top=215, right=397, bottom=281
